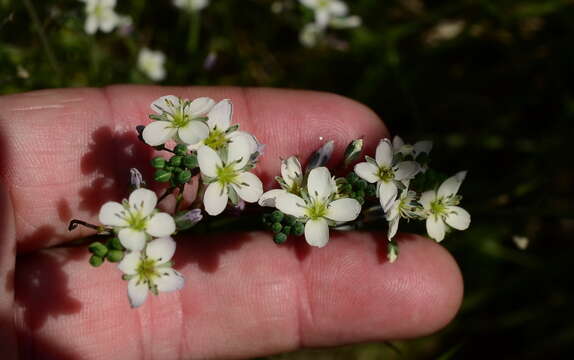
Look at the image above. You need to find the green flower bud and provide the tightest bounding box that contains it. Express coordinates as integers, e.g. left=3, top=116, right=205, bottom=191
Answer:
left=106, top=250, right=124, bottom=263
left=262, top=213, right=272, bottom=225
left=88, top=241, right=108, bottom=257
left=151, top=156, right=166, bottom=169
left=356, top=179, right=367, bottom=190
left=89, top=255, right=104, bottom=267
left=176, top=169, right=192, bottom=184
left=271, top=222, right=283, bottom=234
left=108, top=237, right=124, bottom=250
left=274, top=232, right=288, bottom=244
left=174, top=144, right=188, bottom=156
left=283, top=225, right=292, bottom=235
left=182, top=154, right=198, bottom=168
left=356, top=189, right=365, bottom=198
left=346, top=172, right=359, bottom=185
left=292, top=222, right=305, bottom=236
left=343, top=139, right=363, bottom=167
left=355, top=196, right=364, bottom=205
left=284, top=215, right=296, bottom=226
left=366, top=184, right=377, bottom=197
left=169, top=155, right=183, bottom=167
left=154, top=169, right=172, bottom=182
left=173, top=167, right=183, bottom=174
left=271, top=210, right=284, bottom=223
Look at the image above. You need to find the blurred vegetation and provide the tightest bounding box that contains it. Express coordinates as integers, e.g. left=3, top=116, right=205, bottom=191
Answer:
left=2, top=0, right=574, bottom=359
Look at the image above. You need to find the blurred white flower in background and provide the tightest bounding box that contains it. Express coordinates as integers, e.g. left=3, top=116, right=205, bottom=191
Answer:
left=137, top=48, right=167, bottom=81
left=425, top=19, right=466, bottom=45
left=173, top=0, right=210, bottom=12
left=80, top=0, right=131, bottom=34
left=298, top=0, right=361, bottom=47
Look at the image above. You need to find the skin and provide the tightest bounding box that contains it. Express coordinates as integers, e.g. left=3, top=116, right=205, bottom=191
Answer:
left=0, top=86, right=463, bottom=360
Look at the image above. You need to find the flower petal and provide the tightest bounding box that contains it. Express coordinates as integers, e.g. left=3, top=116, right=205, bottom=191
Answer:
left=150, top=95, right=179, bottom=114
left=375, top=139, right=393, bottom=167
left=307, top=167, right=334, bottom=201
left=197, top=145, right=223, bottom=178
left=438, top=171, right=467, bottom=198
left=419, top=190, right=435, bottom=210
left=207, top=99, right=232, bottom=131
left=155, top=269, right=185, bottom=293
left=326, top=198, right=361, bottom=222
left=118, top=228, right=147, bottom=251
left=127, top=278, right=149, bottom=308
left=304, top=218, right=329, bottom=248
left=394, top=161, right=419, bottom=181
left=281, top=156, right=303, bottom=188
left=142, top=121, right=177, bottom=146
left=392, top=135, right=404, bottom=152
left=229, top=131, right=258, bottom=154
left=146, top=212, right=176, bottom=238
left=145, top=236, right=176, bottom=264
left=354, top=162, right=379, bottom=183
left=232, top=172, right=263, bottom=203
left=387, top=216, right=400, bottom=240
left=258, top=189, right=286, bottom=207
left=445, top=206, right=471, bottom=230
left=329, top=0, right=348, bottom=16
left=187, top=97, right=215, bottom=117
left=178, top=120, right=209, bottom=145
left=276, top=193, right=307, bottom=218
left=128, top=188, right=157, bottom=217
left=378, top=180, right=398, bottom=212
left=99, top=201, right=129, bottom=227
left=204, top=182, right=228, bottom=216
left=426, top=216, right=446, bottom=242
left=227, top=134, right=252, bottom=169
left=414, top=140, right=433, bottom=155
left=118, top=251, right=141, bottom=275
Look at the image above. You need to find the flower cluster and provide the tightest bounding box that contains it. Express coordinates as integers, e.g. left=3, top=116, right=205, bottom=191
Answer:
left=298, top=0, right=362, bottom=47
left=70, top=94, right=471, bottom=308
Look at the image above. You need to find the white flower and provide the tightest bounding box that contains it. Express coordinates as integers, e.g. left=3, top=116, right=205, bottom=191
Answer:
left=300, top=0, right=349, bottom=29
left=354, top=139, right=420, bottom=212
left=197, top=135, right=263, bottom=215
left=138, top=48, right=167, bottom=82
left=300, top=23, right=323, bottom=48
left=259, top=156, right=303, bottom=207
left=425, top=19, right=466, bottom=46
left=80, top=0, right=126, bottom=34
left=119, top=236, right=184, bottom=308
left=275, top=167, right=361, bottom=248
left=392, top=135, right=433, bottom=158
left=99, top=188, right=176, bottom=251
left=173, top=0, right=210, bottom=12
left=385, top=188, right=422, bottom=241
left=187, top=99, right=259, bottom=153
left=142, top=95, right=215, bottom=147
left=420, top=171, right=471, bottom=242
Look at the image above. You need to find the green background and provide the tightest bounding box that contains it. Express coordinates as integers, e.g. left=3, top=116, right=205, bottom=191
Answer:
left=2, top=0, right=573, bottom=358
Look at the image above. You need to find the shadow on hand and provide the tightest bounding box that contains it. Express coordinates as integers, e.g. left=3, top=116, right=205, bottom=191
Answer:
left=78, top=126, right=153, bottom=215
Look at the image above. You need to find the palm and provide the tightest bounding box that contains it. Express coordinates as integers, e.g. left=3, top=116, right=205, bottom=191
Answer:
left=0, top=86, right=462, bottom=360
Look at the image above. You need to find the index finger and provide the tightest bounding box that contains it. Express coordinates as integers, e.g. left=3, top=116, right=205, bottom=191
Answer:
left=0, top=86, right=387, bottom=251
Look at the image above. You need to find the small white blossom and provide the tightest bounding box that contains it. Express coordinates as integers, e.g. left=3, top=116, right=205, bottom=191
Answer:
left=354, top=139, right=420, bottom=212
left=99, top=188, right=176, bottom=251
left=425, top=19, right=466, bottom=46
left=392, top=135, right=433, bottom=158
left=80, top=0, right=128, bottom=34
left=119, top=236, right=184, bottom=308
left=512, top=235, right=529, bottom=250
left=142, top=95, right=215, bottom=146
left=300, top=23, right=323, bottom=47
left=275, top=167, right=361, bottom=247
left=198, top=135, right=263, bottom=216
left=138, top=48, right=167, bottom=82
left=385, top=188, right=422, bottom=241
left=300, top=0, right=349, bottom=29
left=259, top=156, right=303, bottom=207
left=187, top=99, right=259, bottom=154
left=420, top=171, right=471, bottom=242
left=173, top=0, right=210, bottom=12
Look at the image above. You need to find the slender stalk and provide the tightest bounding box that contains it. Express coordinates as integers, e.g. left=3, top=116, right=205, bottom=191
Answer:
left=187, top=11, right=201, bottom=54
left=22, top=0, right=62, bottom=82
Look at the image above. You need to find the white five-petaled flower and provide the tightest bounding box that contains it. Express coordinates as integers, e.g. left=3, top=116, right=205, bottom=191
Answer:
left=299, top=0, right=349, bottom=29
left=142, top=95, right=216, bottom=147
left=385, top=188, right=422, bottom=241
left=80, top=0, right=128, bottom=34
left=118, top=236, right=184, bottom=308
left=197, top=135, right=263, bottom=216
left=187, top=99, right=258, bottom=154
left=354, top=139, right=420, bottom=212
left=138, top=48, right=167, bottom=82
left=420, top=171, right=471, bottom=242
left=173, top=0, right=210, bottom=12
left=275, top=167, right=361, bottom=248
left=99, top=188, right=176, bottom=251
left=258, top=156, right=303, bottom=207
left=392, top=135, right=433, bottom=158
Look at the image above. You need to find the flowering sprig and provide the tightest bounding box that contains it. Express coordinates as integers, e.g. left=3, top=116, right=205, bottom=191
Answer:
left=69, top=94, right=471, bottom=308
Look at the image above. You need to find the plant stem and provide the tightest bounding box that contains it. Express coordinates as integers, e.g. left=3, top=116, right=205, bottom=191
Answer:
left=187, top=11, right=201, bottom=54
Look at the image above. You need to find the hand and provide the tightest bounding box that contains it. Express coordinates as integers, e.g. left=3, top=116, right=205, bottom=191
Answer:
left=0, top=86, right=462, bottom=360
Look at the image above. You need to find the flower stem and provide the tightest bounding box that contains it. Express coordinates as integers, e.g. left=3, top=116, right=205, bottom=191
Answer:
left=68, top=219, right=111, bottom=234
left=187, top=11, right=201, bottom=54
